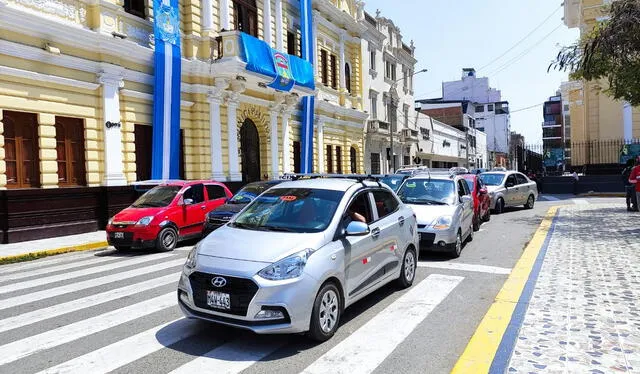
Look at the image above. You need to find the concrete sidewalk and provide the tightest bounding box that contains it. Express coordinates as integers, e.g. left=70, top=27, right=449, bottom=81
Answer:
left=0, top=231, right=107, bottom=263
left=506, top=204, right=640, bottom=372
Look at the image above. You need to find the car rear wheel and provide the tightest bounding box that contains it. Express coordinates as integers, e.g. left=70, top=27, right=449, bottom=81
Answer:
left=472, top=213, right=480, bottom=231
left=156, top=227, right=178, bottom=252
left=482, top=208, right=491, bottom=222
left=494, top=198, right=505, bottom=214
left=396, top=248, right=416, bottom=289
left=525, top=195, right=535, bottom=209
left=308, top=283, right=341, bottom=342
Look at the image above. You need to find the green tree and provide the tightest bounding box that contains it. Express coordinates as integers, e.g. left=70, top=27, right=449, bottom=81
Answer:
left=550, top=0, right=640, bottom=106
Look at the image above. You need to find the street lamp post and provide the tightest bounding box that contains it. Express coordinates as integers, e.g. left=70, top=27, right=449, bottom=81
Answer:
left=388, top=68, right=427, bottom=172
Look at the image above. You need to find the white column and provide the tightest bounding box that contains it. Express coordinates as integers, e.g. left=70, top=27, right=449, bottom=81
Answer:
left=275, top=0, right=283, bottom=51
left=263, top=0, right=272, bottom=46
left=317, top=119, right=325, bottom=173
left=98, top=72, right=127, bottom=186
left=269, top=109, right=280, bottom=177
left=202, top=0, right=212, bottom=32
left=623, top=101, right=633, bottom=141
left=339, top=32, right=346, bottom=91
left=281, top=110, right=292, bottom=173
left=207, top=94, right=225, bottom=180
left=227, top=99, right=241, bottom=181
left=220, top=0, right=230, bottom=30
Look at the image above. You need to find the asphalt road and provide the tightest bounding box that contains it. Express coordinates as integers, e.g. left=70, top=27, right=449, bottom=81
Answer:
left=0, top=198, right=566, bottom=374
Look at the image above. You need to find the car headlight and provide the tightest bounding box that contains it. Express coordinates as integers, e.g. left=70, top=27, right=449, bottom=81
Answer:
left=135, top=216, right=154, bottom=226
left=258, top=249, right=315, bottom=281
left=185, top=244, right=199, bottom=270
left=433, top=216, right=452, bottom=230
left=108, top=217, right=114, bottom=226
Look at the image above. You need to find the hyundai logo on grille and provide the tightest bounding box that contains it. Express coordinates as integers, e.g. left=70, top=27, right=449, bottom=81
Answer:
left=211, top=276, right=227, bottom=288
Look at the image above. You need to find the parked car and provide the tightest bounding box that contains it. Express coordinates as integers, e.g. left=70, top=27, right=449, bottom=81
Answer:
left=377, top=174, right=410, bottom=192
left=107, top=180, right=232, bottom=252
left=203, top=180, right=284, bottom=236
left=461, top=174, right=491, bottom=231
left=178, top=177, right=419, bottom=341
left=480, top=171, right=538, bottom=214
left=470, top=168, right=488, bottom=175
left=396, top=173, right=474, bottom=257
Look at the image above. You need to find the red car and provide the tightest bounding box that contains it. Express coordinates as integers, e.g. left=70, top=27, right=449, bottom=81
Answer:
left=462, top=174, right=491, bottom=231
left=107, top=180, right=232, bottom=252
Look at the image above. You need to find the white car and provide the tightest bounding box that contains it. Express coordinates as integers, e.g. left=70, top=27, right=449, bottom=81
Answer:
left=480, top=171, right=539, bottom=214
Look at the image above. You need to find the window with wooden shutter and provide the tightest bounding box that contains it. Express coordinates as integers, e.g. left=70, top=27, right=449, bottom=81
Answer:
left=326, top=145, right=333, bottom=173
left=233, top=0, right=258, bottom=37
left=320, top=50, right=328, bottom=85
left=55, top=117, right=86, bottom=186
left=293, top=141, right=301, bottom=173
left=330, top=54, right=338, bottom=90
left=4, top=111, right=40, bottom=188
left=124, top=0, right=145, bottom=18
left=345, top=63, right=351, bottom=93
left=336, top=146, right=342, bottom=174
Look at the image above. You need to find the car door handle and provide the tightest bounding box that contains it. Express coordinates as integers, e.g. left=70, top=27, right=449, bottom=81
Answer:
left=371, top=227, right=381, bottom=238
left=398, top=216, right=405, bottom=226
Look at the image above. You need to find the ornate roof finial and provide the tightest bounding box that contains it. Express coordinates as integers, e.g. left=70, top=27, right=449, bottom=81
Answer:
left=375, top=9, right=381, bottom=18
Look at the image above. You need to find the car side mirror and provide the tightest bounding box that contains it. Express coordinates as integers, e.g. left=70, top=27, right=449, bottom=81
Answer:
left=479, top=188, right=488, bottom=195
left=505, top=182, right=514, bottom=188
left=461, top=195, right=472, bottom=204
left=345, top=221, right=370, bottom=236
left=183, top=198, right=194, bottom=206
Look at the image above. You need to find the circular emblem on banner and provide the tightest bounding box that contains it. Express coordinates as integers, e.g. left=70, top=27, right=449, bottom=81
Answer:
left=156, top=4, right=180, bottom=45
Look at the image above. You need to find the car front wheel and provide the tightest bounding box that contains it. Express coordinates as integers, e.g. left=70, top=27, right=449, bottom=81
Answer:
left=308, top=283, right=342, bottom=342
left=494, top=198, right=505, bottom=214
left=156, top=227, right=178, bottom=252
left=525, top=195, right=535, bottom=209
left=396, top=248, right=416, bottom=289
left=449, top=231, right=463, bottom=258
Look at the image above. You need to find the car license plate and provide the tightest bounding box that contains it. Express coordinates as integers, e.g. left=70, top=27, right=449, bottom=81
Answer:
left=113, top=232, right=124, bottom=239
left=206, top=290, right=230, bottom=310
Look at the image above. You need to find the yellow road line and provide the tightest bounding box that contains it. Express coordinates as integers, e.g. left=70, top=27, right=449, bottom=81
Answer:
left=450, top=206, right=561, bottom=373
left=0, top=241, right=108, bottom=265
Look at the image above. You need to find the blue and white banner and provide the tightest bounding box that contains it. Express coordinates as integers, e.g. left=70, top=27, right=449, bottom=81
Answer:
left=299, top=0, right=315, bottom=173
left=151, top=0, right=182, bottom=180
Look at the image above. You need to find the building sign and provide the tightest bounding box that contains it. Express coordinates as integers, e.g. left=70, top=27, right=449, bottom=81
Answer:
left=267, top=51, right=295, bottom=92
left=543, top=148, right=564, bottom=168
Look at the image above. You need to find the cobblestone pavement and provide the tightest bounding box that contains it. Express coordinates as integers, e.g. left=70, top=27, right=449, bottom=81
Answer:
left=508, top=204, right=640, bottom=373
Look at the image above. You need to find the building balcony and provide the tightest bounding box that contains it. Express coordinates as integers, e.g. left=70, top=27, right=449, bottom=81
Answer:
left=401, top=128, right=419, bottom=142
left=542, top=121, right=562, bottom=128
left=216, top=31, right=315, bottom=96
left=367, top=120, right=391, bottom=135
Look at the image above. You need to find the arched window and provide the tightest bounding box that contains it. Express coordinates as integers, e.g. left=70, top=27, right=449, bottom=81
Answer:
left=350, top=146, right=357, bottom=174
left=4, top=111, right=40, bottom=188
left=55, top=117, right=86, bottom=186
left=233, top=0, right=258, bottom=37
left=345, top=63, right=352, bottom=93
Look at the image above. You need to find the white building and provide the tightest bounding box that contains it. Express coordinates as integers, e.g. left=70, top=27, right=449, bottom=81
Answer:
left=440, top=69, right=510, bottom=164
left=360, top=10, right=419, bottom=174
left=415, top=115, right=468, bottom=168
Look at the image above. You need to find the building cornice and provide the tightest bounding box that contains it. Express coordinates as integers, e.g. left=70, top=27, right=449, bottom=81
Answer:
left=0, top=64, right=100, bottom=90
left=313, top=1, right=367, bottom=36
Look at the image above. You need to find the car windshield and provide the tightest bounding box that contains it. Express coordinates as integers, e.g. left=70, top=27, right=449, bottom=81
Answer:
left=229, top=184, right=269, bottom=204
left=480, top=173, right=505, bottom=186
left=397, top=179, right=455, bottom=205
left=230, top=188, right=343, bottom=233
left=131, top=185, right=181, bottom=208
left=380, top=176, right=405, bottom=192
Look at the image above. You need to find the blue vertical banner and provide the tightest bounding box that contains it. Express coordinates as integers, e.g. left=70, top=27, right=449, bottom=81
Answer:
left=299, top=0, right=315, bottom=173
left=151, top=0, right=182, bottom=180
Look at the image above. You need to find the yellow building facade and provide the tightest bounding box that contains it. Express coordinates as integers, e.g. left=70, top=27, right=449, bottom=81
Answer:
left=0, top=0, right=367, bottom=190
left=563, top=0, right=640, bottom=165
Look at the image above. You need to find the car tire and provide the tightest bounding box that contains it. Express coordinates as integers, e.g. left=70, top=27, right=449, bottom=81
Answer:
left=308, top=282, right=342, bottom=342
left=482, top=208, right=491, bottom=222
left=525, top=195, right=535, bottom=209
left=396, top=247, right=416, bottom=289
left=472, top=213, right=480, bottom=231
left=449, top=231, right=463, bottom=258
left=156, top=227, right=178, bottom=252
left=494, top=198, right=505, bottom=214
left=467, top=224, right=474, bottom=242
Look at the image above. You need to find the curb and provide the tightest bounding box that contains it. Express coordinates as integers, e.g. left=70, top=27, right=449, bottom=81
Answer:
left=578, top=192, right=625, bottom=198
left=451, top=206, right=561, bottom=373
left=0, top=241, right=109, bottom=265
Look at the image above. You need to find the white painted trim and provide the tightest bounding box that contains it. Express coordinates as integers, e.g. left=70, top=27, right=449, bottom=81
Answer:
left=417, top=262, right=511, bottom=275
left=0, top=65, right=99, bottom=90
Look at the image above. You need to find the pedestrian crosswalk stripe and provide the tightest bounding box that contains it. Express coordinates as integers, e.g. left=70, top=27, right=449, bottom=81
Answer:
left=169, top=339, right=286, bottom=374
left=0, top=250, right=102, bottom=274
left=0, top=255, right=116, bottom=283
left=573, top=199, right=589, bottom=205
left=0, top=292, right=176, bottom=366
left=0, top=259, right=185, bottom=311
left=0, top=253, right=176, bottom=295
left=302, top=274, right=463, bottom=374
left=0, top=273, right=180, bottom=334
left=36, top=318, right=200, bottom=374
left=418, top=262, right=511, bottom=275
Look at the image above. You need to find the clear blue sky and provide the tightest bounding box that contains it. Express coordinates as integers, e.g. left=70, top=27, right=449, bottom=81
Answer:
left=363, top=0, right=580, bottom=145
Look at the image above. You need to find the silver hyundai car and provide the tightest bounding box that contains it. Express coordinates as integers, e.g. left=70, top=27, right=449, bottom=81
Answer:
left=480, top=171, right=538, bottom=214
left=178, top=177, right=419, bottom=341
left=396, top=173, right=474, bottom=258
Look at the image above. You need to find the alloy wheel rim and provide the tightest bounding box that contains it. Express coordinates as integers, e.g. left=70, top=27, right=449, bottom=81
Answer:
left=456, top=234, right=462, bottom=254
left=319, top=290, right=339, bottom=333
left=528, top=196, right=534, bottom=206
left=404, top=251, right=415, bottom=281
left=163, top=231, right=176, bottom=248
